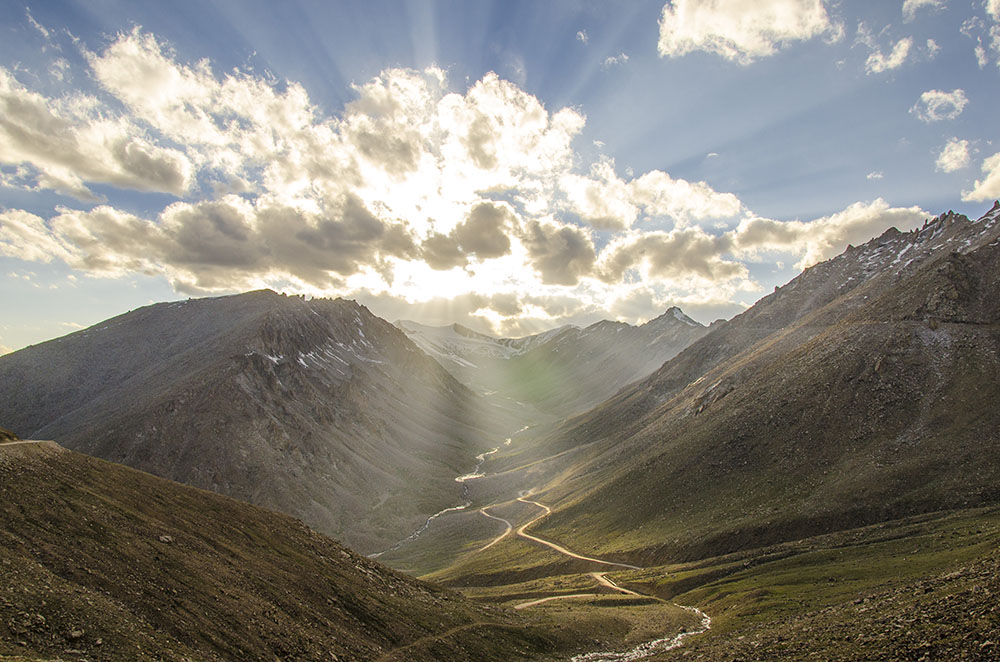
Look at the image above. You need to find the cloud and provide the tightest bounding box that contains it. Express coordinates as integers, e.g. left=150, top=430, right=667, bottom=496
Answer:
left=561, top=158, right=638, bottom=229
left=0, top=209, right=76, bottom=264
left=420, top=201, right=513, bottom=269
left=577, top=30, right=589, bottom=45
left=733, top=199, right=928, bottom=268
left=519, top=219, right=597, bottom=286
left=561, top=158, right=742, bottom=230
left=598, top=228, right=745, bottom=285
left=453, top=202, right=513, bottom=260
left=865, top=37, right=913, bottom=74
left=629, top=170, right=742, bottom=225
left=902, top=0, right=946, bottom=22
left=25, top=8, right=54, bottom=44
left=867, top=171, right=884, bottom=180
left=961, top=13, right=1000, bottom=68
left=962, top=152, right=1000, bottom=201
left=0, top=26, right=954, bottom=335
left=0, top=68, right=193, bottom=200
left=657, top=0, right=838, bottom=64
left=910, top=88, right=968, bottom=122
left=602, top=52, right=630, bottom=68
left=936, top=138, right=970, bottom=173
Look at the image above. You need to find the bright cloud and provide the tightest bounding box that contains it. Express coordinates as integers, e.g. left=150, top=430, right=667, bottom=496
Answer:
left=910, top=88, right=968, bottom=122
left=962, top=152, right=1000, bottom=201
left=0, top=27, right=942, bottom=332
left=865, top=37, right=913, bottom=74
left=657, top=0, right=837, bottom=64
left=0, top=68, right=193, bottom=200
left=903, top=0, right=946, bottom=22
left=733, top=199, right=928, bottom=268
left=936, top=138, right=970, bottom=173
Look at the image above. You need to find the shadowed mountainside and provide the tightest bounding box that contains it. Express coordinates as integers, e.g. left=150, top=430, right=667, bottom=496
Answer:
left=512, top=202, right=1000, bottom=564
left=0, top=290, right=503, bottom=553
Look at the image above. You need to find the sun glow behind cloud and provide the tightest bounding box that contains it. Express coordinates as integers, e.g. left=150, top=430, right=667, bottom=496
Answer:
left=0, top=13, right=959, bottom=338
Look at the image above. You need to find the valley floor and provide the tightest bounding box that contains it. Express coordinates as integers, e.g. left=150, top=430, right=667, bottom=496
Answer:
left=390, top=471, right=1000, bottom=661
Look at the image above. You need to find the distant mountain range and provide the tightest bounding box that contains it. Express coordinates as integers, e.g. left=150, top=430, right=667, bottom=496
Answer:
left=397, top=307, right=709, bottom=420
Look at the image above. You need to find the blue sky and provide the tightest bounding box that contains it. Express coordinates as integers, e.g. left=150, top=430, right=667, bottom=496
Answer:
left=2, top=0, right=999, bottom=352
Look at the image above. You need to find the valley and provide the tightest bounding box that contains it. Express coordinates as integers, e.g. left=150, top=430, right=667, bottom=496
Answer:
left=363, top=202, right=1000, bottom=659
left=2, top=203, right=1000, bottom=660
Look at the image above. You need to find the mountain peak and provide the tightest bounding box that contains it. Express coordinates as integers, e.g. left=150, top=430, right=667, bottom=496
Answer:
left=644, top=306, right=702, bottom=328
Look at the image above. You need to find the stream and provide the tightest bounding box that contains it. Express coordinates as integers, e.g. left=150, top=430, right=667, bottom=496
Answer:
left=368, top=445, right=499, bottom=559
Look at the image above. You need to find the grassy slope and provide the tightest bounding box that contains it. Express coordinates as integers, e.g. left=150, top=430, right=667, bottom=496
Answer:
left=0, top=442, right=591, bottom=662
left=646, top=508, right=1000, bottom=660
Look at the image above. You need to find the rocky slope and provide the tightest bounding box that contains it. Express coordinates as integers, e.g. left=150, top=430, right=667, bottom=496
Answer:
left=524, top=202, right=1000, bottom=563
left=0, top=290, right=500, bottom=553
left=398, top=308, right=708, bottom=419
left=0, top=441, right=576, bottom=661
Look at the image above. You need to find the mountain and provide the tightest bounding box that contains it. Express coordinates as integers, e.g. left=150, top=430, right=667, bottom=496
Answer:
left=397, top=307, right=708, bottom=419
left=0, top=290, right=500, bottom=554
left=515, top=201, right=1000, bottom=564
left=0, top=440, right=576, bottom=661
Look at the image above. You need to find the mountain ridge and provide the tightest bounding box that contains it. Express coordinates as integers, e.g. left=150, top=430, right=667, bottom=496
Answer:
left=397, top=305, right=709, bottom=420
left=514, top=201, right=1000, bottom=564
left=0, top=289, right=500, bottom=554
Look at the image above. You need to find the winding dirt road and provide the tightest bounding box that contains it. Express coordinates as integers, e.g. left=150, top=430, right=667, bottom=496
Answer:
left=478, top=508, right=513, bottom=552
left=514, top=497, right=641, bottom=570
left=482, top=493, right=711, bottom=660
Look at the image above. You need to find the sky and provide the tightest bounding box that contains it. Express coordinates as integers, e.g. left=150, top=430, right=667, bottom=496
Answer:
left=2, top=0, right=999, bottom=352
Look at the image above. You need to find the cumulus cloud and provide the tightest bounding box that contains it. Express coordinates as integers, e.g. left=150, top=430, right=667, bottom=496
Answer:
left=560, top=158, right=742, bottom=230
left=519, top=219, right=597, bottom=286
left=420, top=201, right=513, bottom=269
left=561, top=158, right=638, bottom=229
left=910, top=88, right=968, bottom=122
left=733, top=199, right=928, bottom=268
left=961, top=13, right=1000, bottom=68
left=903, top=0, right=946, bottom=22
left=865, top=37, right=913, bottom=74
left=630, top=170, right=743, bottom=225
left=577, top=30, right=589, bottom=45
left=962, top=152, right=1000, bottom=201
left=936, top=138, right=970, bottom=173
left=0, top=26, right=953, bottom=333
left=453, top=202, right=513, bottom=260
left=0, top=68, right=193, bottom=200
left=599, top=228, right=744, bottom=285
left=657, top=0, right=838, bottom=64
left=867, top=171, right=884, bottom=180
